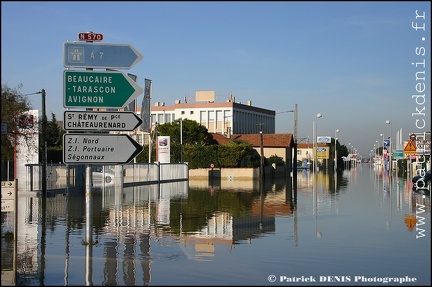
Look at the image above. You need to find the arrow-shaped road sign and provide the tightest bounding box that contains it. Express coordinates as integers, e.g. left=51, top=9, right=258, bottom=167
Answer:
left=63, top=70, right=143, bottom=108
left=63, top=134, right=143, bottom=164
left=63, top=42, right=143, bottom=69
left=64, top=111, right=143, bottom=131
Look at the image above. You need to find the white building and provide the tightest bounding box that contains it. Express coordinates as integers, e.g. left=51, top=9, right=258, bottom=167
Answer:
left=132, top=91, right=275, bottom=145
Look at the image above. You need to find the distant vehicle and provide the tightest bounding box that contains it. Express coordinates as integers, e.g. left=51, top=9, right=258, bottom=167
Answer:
left=412, top=169, right=431, bottom=191
left=92, top=165, right=115, bottom=186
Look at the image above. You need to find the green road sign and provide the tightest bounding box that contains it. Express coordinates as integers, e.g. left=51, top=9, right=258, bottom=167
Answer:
left=63, top=70, right=143, bottom=108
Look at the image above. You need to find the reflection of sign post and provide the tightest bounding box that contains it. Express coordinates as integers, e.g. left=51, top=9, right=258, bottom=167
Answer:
left=1, top=270, right=15, bottom=286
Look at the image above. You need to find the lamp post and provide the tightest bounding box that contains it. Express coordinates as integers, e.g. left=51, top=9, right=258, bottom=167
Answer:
left=26, top=90, right=47, bottom=196
left=41, top=89, right=46, bottom=196
left=334, top=129, right=340, bottom=172
left=276, top=109, right=294, bottom=132
left=386, top=120, right=392, bottom=174
left=276, top=108, right=296, bottom=177
left=314, top=113, right=322, bottom=172
left=259, top=123, right=264, bottom=181
left=176, top=118, right=183, bottom=163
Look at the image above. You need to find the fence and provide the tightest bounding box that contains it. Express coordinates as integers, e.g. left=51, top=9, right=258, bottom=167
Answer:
left=24, top=162, right=189, bottom=192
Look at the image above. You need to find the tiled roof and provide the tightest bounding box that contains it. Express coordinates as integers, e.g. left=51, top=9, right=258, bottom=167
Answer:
left=210, top=133, right=295, bottom=147
left=297, top=142, right=327, bottom=148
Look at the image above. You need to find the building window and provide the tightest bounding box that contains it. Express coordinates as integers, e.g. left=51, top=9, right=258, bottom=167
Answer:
left=190, top=111, right=194, bottom=115
left=200, top=111, right=206, bottom=121
left=209, top=110, right=215, bottom=121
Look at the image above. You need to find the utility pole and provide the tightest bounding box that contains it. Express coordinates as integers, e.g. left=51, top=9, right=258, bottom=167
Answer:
left=41, top=89, right=47, bottom=197
left=293, top=104, right=298, bottom=197
left=259, top=123, right=264, bottom=181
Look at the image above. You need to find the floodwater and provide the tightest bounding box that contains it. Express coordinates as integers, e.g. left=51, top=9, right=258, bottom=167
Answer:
left=1, top=164, right=431, bottom=286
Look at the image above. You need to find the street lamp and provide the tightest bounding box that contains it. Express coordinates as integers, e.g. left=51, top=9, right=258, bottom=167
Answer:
left=26, top=89, right=47, bottom=196
left=276, top=109, right=294, bottom=132
left=176, top=118, right=183, bottom=163
left=375, top=140, right=379, bottom=159
left=334, top=129, right=340, bottom=172
left=314, top=113, right=322, bottom=172
left=386, top=120, right=392, bottom=174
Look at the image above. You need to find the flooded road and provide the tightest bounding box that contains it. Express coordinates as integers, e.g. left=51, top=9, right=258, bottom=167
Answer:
left=1, top=164, right=430, bottom=286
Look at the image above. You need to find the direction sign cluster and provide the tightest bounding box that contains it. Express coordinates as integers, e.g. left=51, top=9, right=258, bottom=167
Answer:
left=62, top=33, right=144, bottom=164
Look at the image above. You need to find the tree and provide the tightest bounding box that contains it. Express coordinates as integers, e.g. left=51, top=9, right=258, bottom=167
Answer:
left=1, top=84, right=33, bottom=161
left=46, top=112, right=63, bottom=148
left=157, top=119, right=216, bottom=146
left=155, top=119, right=216, bottom=163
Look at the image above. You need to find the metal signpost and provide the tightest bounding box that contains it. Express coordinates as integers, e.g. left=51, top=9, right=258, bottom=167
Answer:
left=64, top=111, right=143, bottom=131
left=63, top=33, right=144, bottom=246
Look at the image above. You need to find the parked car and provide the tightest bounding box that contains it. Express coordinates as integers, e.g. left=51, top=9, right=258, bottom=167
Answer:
left=412, top=169, right=431, bottom=190
left=92, top=165, right=115, bottom=186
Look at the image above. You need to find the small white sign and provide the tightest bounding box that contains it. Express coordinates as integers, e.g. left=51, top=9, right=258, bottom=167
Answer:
left=1, top=200, right=14, bottom=212
left=1, top=188, right=15, bottom=199
left=317, top=136, right=331, bottom=143
left=157, top=136, right=171, bottom=163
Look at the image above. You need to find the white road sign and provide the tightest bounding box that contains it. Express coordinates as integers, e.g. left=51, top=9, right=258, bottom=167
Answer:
left=1, top=200, right=14, bottom=212
left=1, top=187, right=15, bottom=200
left=63, top=134, right=143, bottom=164
left=64, top=111, right=143, bottom=131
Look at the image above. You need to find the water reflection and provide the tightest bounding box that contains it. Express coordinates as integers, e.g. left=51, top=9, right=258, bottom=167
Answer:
left=1, top=165, right=430, bottom=286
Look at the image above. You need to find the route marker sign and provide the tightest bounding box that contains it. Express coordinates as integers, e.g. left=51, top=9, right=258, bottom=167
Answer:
left=63, top=42, right=143, bottom=69
left=63, top=134, right=143, bottom=164
left=64, top=111, right=143, bottom=131
left=63, top=70, right=143, bottom=108
left=78, top=32, right=103, bottom=41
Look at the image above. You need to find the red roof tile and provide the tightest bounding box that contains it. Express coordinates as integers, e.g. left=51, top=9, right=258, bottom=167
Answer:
left=210, top=133, right=295, bottom=147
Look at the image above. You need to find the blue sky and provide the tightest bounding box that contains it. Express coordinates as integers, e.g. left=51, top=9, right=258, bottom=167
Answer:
left=2, top=1, right=430, bottom=157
